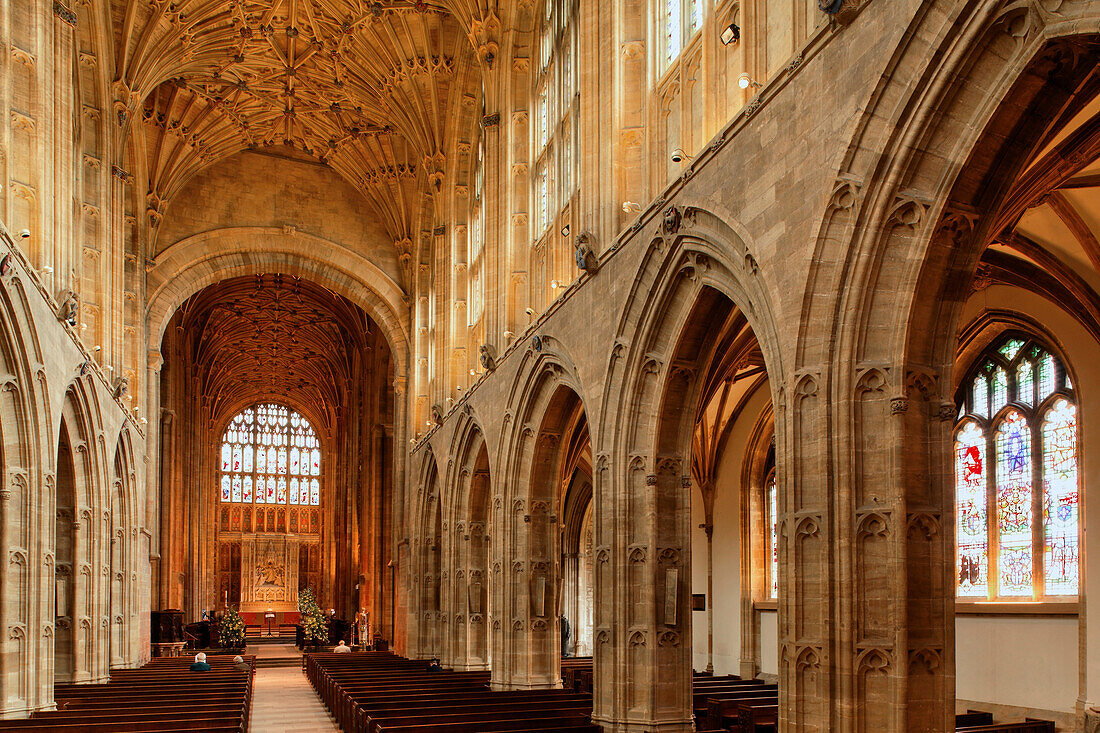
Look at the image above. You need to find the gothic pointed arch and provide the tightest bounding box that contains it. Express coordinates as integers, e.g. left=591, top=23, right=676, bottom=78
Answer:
left=794, top=1, right=1100, bottom=727
left=596, top=205, right=782, bottom=730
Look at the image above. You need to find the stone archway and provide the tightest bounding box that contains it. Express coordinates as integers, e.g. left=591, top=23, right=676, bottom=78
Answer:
left=596, top=208, right=783, bottom=733
left=443, top=414, right=493, bottom=671
left=493, top=345, right=592, bottom=692
left=793, top=2, right=1100, bottom=729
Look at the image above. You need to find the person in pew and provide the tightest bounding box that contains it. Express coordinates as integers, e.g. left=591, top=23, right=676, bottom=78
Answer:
left=333, top=640, right=351, bottom=653
left=426, top=657, right=442, bottom=672
left=189, top=652, right=211, bottom=671
left=233, top=654, right=250, bottom=671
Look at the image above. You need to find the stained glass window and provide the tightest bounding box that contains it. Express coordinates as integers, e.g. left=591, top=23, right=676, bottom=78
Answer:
left=765, top=471, right=778, bottom=599
left=955, top=421, right=987, bottom=597
left=1043, top=399, right=1079, bottom=596
left=218, top=404, right=322, bottom=507
left=995, top=410, right=1032, bottom=596
left=954, top=335, right=1078, bottom=601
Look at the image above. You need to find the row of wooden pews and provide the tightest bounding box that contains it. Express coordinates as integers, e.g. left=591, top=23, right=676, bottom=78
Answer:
left=0, top=654, right=254, bottom=732
left=305, top=651, right=598, bottom=733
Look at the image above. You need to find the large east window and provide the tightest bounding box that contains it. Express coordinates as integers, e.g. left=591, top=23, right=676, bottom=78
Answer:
left=219, top=403, right=321, bottom=507
left=954, top=335, right=1079, bottom=601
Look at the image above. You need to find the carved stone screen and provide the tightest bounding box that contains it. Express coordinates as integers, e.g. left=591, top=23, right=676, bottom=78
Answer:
left=241, top=534, right=300, bottom=612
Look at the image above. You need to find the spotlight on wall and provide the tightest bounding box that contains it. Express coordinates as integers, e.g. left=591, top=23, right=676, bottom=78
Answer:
left=18, top=229, right=30, bottom=240
left=550, top=280, right=560, bottom=290
left=560, top=223, right=570, bottom=238
left=140, top=417, right=148, bottom=425
left=93, top=345, right=102, bottom=352
left=40, top=265, right=54, bottom=276
left=720, top=23, right=741, bottom=45
left=525, top=307, right=535, bottom=316
left=738, top=72, right=761, bottom=91
left=622, top=201, right=641, bottom=213
left=503, top=330, right=515, bottom=340
left=469, top=369, right=477, bottom=376
left=671, top=147, right=694, bottom=164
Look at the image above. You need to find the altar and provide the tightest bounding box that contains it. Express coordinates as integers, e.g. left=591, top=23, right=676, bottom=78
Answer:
left=238, top=534, right=300, bottom=613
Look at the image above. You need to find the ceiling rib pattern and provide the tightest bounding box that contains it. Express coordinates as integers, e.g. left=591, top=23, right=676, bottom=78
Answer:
left=119, top=0, right=484, bottom=277
left=173, top=274, right=382, bottom=431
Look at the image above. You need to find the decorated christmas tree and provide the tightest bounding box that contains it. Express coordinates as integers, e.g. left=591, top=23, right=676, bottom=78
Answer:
left=220, top=607, right=246, bottom=649
left=298, top=588, right=328, bottom=645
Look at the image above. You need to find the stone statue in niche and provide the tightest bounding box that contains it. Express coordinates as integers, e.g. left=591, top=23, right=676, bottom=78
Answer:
left=479, top=344, right=497, bottom=371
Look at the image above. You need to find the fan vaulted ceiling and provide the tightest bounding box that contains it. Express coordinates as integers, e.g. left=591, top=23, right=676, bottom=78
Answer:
left=118, top=0, right=489, bottom=267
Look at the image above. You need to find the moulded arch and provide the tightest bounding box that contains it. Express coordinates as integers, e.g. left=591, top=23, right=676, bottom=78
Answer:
left=601, top=205, right=785, bottom=463
left=144, top=228, right=411, bottom=378
left=440, top=414, right=493, bottom=670
left=786, top=4, right=1100, bottom=728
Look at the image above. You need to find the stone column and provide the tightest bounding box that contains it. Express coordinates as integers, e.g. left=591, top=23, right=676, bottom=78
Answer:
left=779, top=366, right=954, bottom=732
left=494, top=433, right=561, bottom=690
left=144, top=351, right=162, bottom=597
left=702, top=521, right=714, bottom=675
left=594, top=456, right=693, bottom=733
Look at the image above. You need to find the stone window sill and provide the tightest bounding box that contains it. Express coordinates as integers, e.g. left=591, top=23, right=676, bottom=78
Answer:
left=955, top=601, right=1078, bottom=616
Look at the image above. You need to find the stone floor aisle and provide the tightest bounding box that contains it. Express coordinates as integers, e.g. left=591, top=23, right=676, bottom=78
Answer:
left=249, top=663, right=340, bottom=733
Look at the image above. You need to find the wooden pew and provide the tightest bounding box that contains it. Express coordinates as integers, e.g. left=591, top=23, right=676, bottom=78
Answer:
left=305, top=651, right=597, bottom=733
left=956, top=720, right=1055, bottom=733
left=956, top=711, right=995, bottom=727
left=0, top=655, right=255, bottom=733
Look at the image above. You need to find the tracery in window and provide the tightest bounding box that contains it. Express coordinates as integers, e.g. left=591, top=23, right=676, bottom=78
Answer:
left=663, top=0, right=706, bottom=68
left=531, top=0, right=580, bottom=307
left=954, top=335, right=1079, bottom=600
left=219, top=404, right=321, bottom=507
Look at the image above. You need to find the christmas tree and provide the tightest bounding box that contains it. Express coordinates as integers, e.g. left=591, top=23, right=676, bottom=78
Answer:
left=220, top=607, right=246, bottom=649
left=298, top=588, right=328, bottom=645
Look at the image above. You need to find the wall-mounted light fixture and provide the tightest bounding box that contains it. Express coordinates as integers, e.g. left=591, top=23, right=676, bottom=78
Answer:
left=622, top=201, right=641, bottom=213
left=560, top=223, right=570, bottom=238
left=671, top=147, right=694, bottom=164
left=720, top=23, right=740, bottom=45
left=738, top=72, right=761, bottom=91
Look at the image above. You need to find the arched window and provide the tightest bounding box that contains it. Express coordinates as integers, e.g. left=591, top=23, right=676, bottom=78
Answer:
left=954, top=335, right=1079, bottom=600
left=531, top=0, right=579, bottom=309
left=663, top=0, right=705, bottom=68
left=765, top=468, right=778, bottom=600
left=219, top=403, right=321, bottom=507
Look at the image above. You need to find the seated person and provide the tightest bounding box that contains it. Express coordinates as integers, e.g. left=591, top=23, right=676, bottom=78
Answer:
left=333, top=640, right=352, bottom=653
left=426, top=657, right=442, bottom=672
left=233, top=654, right=251, bottom=672
left=190, top=652, right=211, bottom=672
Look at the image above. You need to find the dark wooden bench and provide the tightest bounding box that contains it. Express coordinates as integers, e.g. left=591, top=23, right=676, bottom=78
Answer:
left=0, top=655, right=255, bottom=733
left=305, top=651, right=596, bottom=733
left=956, top=720, right=1055, bottom=733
